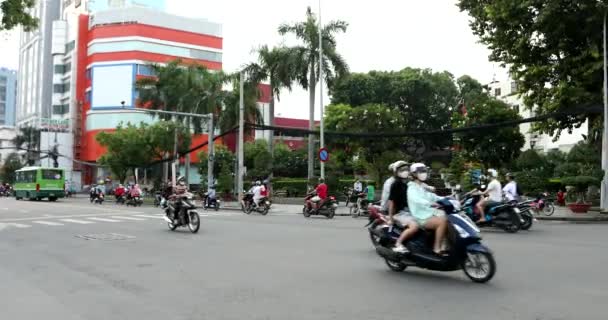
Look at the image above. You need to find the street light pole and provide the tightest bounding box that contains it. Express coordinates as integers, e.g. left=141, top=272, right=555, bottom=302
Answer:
left=238, top=71, right=245, bottom=202
left=601, top=11, right=608, bottom=211
left=318, top=0, right=325, bottom=179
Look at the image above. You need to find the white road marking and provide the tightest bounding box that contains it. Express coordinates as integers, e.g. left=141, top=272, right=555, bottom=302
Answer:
left=32, top=221, right=64, bottom=226
left=87, top=217, right=121, bottom=222
left=8, top=223, right=31, bottom=228
left=60, top=219, right=94, bottom=224
left=111, top=216, right=146, bottom=221
left=19, top=209, right=29, bottom=213
left=134, top=214, right=164, bottom=219
left=0, top=211, right=144, bottom=222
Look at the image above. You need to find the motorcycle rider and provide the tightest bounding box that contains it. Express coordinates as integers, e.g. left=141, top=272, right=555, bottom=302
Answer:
left=168, top=176, right=188, bottom=222
left=130, top=184, right=142, bottom=198
left=354, top=179, right=363, bottom=193
left=252, top=180, right=263, bottom=208
left=407, top=163, right=448, bottom=255
left=206, top=183, right=217, bottom=207
left=114, top=184, right=126, bottom=202
left=314, top=177, right=328, bottom=210
left=381, top=161, right=408, bottom=212
left=389, top=161, right=418, bottom=253
left=476, top=168, right=502, bottom=222
left=502, top=173, right=519, bottom=202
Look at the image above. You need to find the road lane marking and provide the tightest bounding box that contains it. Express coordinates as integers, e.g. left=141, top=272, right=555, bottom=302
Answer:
left=111, top=216, right=146, bottom=221
left=32, top=221, right=64, bottom=226
left=8, top=223, right=31, bottom=228
left=0, top=212, right=144, bottom=222
left=88, top=217, right=121, bottom=222
left=61, top=219, right=94, bottom=224
left=18, top=210, right=29, bottom=213
left=134, top=214, right=164, bottom=219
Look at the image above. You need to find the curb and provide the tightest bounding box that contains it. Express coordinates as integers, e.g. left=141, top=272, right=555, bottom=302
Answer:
left=536, top=216, right=608, bottom=222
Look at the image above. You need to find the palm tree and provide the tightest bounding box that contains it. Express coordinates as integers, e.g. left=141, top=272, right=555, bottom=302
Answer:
left=278, top=7, right=349, bottom=180
left=12, top=126, right=41, bottom=166
left=218, top=73, right=263, bottom=133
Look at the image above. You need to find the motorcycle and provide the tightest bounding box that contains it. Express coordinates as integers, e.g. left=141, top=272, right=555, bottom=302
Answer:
left=126, top=194, right=143, bottom=207
left=92, top=193, right=104, bottom=204
left=153, top=191, right=163, bottom=207
left=303, top=191, right=338, bottom=219
left=461, top=192, right=524, bottom=233
left=373, top=198, right=497, bottom=283
left=162, top=192, right=200, bottom=233
left=241, top=192, right=270, bottom=215
left=115, top=194, right=126, bottom=205
left=365, top=205, right=391, bottom=248
left=201, top=192, right=221, bottom=211
left=350, top=192, right=371, bottom=218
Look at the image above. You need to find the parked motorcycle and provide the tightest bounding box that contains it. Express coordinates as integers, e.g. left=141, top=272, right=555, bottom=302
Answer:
left=373, top=198, right=497, bottom=283
left=162, top=192, right=200, bottom=233
left=241, top=192, right=270, bottom=215
left=303, top=191, right=338, bottom=219
left=462, top=192, right=524, bottom=233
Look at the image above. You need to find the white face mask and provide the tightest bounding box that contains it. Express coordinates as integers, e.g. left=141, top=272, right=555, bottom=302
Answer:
left=397, top=171, right=409, bottom=179
left=417, top=172, right=428, bottom=181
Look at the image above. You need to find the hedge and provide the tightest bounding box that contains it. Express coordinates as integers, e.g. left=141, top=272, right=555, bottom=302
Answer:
left=272, top=178, right=377, bottom=198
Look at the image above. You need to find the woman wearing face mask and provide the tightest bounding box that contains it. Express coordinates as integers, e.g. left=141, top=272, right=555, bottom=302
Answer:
left=407, top=163, right=448, bottom=255
left=389, top=161, right=419, bottom=253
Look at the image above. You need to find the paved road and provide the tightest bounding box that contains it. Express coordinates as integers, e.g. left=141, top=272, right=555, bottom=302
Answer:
left=1, top=197, right=606, bottom=320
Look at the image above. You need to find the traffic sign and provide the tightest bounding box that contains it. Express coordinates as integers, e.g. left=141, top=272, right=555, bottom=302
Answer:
left=318, top=148, right=329, bottom=162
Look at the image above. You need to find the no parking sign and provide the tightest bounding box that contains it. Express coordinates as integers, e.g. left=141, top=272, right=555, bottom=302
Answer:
left=318, top=148, right=329, bottom=162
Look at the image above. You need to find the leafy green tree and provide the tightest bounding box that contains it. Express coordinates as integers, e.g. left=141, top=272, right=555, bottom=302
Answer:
left=458, top=0, right=605, bottom=136
left=197, top=144, right=235, bottom=179
left=1, top=153, right=23, bottom=183
left=243, top=139, right=272, bottom=179
left=272, top=143, right=307, bottom=178
left=279, top=6, right=349, bottom=178
left=218, top=74, right=263, bottom=133
left=12, top=126, right=40, bottom=166
left=452, top=76, right=524, bottom=168
left=330, top=68, right=459, bottom=149
left=1, top=0, right=38, bottom=31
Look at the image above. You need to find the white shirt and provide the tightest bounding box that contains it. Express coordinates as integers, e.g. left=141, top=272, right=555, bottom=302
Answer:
left=503, top=181, right=517, bottom=201
left=380, top=177, right=395, bottom=211
left=252, top=185, right=262, bottom=199
left=354, top=181, right=363, bottom=192
left=487, top=179, right=503, bottom=202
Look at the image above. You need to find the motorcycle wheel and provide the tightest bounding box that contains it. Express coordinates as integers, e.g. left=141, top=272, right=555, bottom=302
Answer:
left=245, top=205, right=253, bottom=215
left=543, top=203, right=555, bottom=216
left=462, top=251, right=496, bottom=283
left=214, top=204, right=219, bottom=212
left=350, top=206, right=358, bottom=218
left=520, top=213, right=533, bottom=230
left=241, top=204, right=247, bottom=213
left=188, top=211, right=200, bottom=233
left=369, top=223, right=386, bottom=248
left=385, top=259, right=407, bottom=272
left=327, top=208, right=336, bottom=219
left=167, top=221, right=178, bottom=231
left=504, top=223, right=520, bottom=233
left=303, top=206, right=311, bottom=218
left=261, top=205, right=269, bottom=216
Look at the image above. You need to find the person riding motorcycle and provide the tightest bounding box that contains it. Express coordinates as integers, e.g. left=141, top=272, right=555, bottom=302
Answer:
left=130, top=184, right=142, bottom=198
left=406, top=163, right=448, bottom=255
left=314, top=177, right=328, bottom=210
left=114, top=184, right=126, bottom=201
left=381, top=161, right=408, bottom=212
left=476, top=168, right=502, bottom=222
left=167, top=176, right=189, bottom=222
left=205, top=183, right=217, bottom=207
left=252, top=180, right=264, bottom=208
left=388, top=161, right=418, bottom=253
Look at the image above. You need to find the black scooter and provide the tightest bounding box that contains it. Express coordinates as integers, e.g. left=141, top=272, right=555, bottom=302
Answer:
left=462, top=193, right=524, bottom=233
left=374, top=198, right=497, bottom=283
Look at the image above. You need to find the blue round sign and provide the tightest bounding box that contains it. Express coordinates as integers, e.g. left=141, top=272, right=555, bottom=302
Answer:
left=319, top=148, right=329, bottom=162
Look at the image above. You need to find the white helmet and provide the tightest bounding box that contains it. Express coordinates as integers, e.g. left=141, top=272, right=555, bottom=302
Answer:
left=410, top=163, right=429, bottom=181
left=487, top=168, right=498, bottom=178
left=389, top=160, right=408, bottom=173
left=255, top=180, right=261, bottom=186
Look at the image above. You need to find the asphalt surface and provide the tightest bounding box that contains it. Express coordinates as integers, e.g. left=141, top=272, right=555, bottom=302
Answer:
left=1, top=197, right=607, bottom=320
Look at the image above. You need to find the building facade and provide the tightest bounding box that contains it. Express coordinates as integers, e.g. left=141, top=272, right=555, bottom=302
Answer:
left=16, top=0, right=61, bottom=127
left=487, top=78, right=587, bottom=153
left=0, top=68, right=17, bottom=126
left=87, top=0, right=166, bottom=12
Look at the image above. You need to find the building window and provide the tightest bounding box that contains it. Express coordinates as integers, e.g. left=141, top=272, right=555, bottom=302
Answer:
left=88, top=41, right=223, bottom=63
left=494, top=88, right=501, bottom=97
left=53, top=83, right=70, bottom=93
left=510, top=81, right=518, bottom=94
left=65, top=40, right=76, bottom=53
left=53, top=104, right=69, bottom=115
left=54, top=63, right=72, bottom=74
left=137, top=64, right=156, bottom=76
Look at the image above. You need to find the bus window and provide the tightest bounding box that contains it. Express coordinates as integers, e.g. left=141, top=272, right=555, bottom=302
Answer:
left=42, top=169, right=63, bottom=180
left=17, top=171, right=36, bottom=183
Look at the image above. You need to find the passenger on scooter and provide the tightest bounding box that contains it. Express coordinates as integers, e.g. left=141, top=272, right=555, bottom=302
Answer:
left=502, top=173, right=519, bottom=202
left=406, top=163, right=448, bottom=255
left=252, top=180, right=263, bottom=208
left=381, top=161, right=408, bottom=212
left=476, top=169, right=502, bottom=222
left=130, top=184, right=142, bottom=198
left=389, top=162, right=419, bottom=253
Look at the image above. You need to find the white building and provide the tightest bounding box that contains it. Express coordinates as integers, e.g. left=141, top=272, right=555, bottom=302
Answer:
left=487, top=78, right=587, bottom=153
left=16, top=0, right=61, bottom=127
left=0, top=126, right=17, bottom=165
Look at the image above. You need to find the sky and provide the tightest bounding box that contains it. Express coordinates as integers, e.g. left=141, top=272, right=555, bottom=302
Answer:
left=0, top=0, right=507, bottom=120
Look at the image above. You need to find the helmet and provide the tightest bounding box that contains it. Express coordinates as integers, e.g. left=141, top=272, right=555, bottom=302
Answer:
left=487, top=169, right=498, bottom=178
left=177, top=176, right=185, bottom=182
left=389, top=160, right=409, bottom=173
left=318, top=177, right=325, bottom=183
left=409, top=163, right=428, bottom=174
left=255, top=180, right=261, bottom=186
left=506, top=172, right=515, bottom=179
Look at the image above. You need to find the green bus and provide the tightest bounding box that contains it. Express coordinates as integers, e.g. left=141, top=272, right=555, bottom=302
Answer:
left=14, top=167, right=66, bottom=201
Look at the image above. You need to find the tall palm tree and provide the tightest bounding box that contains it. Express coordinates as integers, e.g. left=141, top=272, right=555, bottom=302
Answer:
left=278, top=7, right=349, bottom=180
left=218, top=73, right=263, bottom=133
left=12, top=126, right=40, bottom=166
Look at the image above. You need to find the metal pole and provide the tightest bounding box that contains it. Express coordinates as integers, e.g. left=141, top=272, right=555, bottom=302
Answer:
left=207, top=114, right=215, bottom=191
left=238, top=71, right=245, bottom=202
left=601, top=10, right=608, bottom=211
left=172, top=115, right=178, bottom=187
left=318, top=0, right=325, bottom=179
left=184, top=118, right=190, bottom=188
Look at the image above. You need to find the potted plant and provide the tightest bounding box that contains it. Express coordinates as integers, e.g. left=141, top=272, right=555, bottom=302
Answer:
left=560, top=176, right=599, bottom=213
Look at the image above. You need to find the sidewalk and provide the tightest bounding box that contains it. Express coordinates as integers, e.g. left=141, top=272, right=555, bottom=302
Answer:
left=535, top=206, right=608, bottom=222
left=221, top=201, right=353, bottom=216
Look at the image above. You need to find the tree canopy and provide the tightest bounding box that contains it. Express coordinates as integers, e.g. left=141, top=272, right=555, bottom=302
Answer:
left=12, top=126, right=40, bottom=166
left=458, top=0, right=606, bottom=136
left=1, top=152, right=23, bottom=183
left=1, top=0, right=38, bottom=31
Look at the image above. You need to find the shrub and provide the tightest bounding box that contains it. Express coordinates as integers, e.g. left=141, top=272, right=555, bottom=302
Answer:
left=560, top=176, right=600, bottom=203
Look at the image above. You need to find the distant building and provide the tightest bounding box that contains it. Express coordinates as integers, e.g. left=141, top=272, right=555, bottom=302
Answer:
left=16, top=0, right=61, bottom=127
left=0, top=126, right=17, bottom=165
left=87, top=0, right=166, bottom=12
left=487, top=78, right=587, bottom=153
left=0, top=68, right=17, bottom=126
